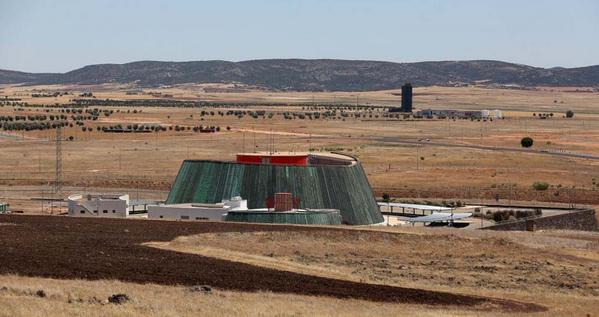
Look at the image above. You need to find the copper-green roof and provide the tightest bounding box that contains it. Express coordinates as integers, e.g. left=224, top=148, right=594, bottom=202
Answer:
left=165, top=160, right=383, bottom=225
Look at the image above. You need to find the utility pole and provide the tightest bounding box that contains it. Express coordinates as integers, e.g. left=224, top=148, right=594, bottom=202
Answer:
left=54, top=127, right=62, bottom=195
left=480, top=119, right=483, bottom=142
left=41, top=186, right=44, bottom=214
left=253, top=129, right=256, bottom=152
left=416, top=145, right=420, bottom=170
left=480, top=205, right=483, bottom=229
left=269, top=129, right=275, bottom=154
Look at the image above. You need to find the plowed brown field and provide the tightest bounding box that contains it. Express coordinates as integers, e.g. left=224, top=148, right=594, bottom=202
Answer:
left=0, top=215, right=544, bottom=313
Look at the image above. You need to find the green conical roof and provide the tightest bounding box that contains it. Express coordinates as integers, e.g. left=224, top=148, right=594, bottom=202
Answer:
left=166, top=160, right=383, bottom=225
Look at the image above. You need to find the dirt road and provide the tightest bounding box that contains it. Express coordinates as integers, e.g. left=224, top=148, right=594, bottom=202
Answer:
left=377, top=137, right=599, bottom=160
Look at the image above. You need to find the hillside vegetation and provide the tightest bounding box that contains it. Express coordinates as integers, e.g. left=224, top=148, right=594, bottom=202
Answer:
left=2, top=59, right=599, bottom=90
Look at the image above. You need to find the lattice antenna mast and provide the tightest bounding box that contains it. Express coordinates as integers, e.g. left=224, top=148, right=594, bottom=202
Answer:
left=54, top=127, right=62, bottom=194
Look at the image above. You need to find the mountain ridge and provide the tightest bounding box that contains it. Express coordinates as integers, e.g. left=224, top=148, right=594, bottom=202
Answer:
left=2, top=59, right=599, bottom=91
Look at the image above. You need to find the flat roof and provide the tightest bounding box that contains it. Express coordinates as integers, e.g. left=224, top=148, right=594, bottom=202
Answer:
left=236, top=152, right=356, bottom=161
left=154, top=203, right=227, bottom=209
left=228, top=208, right=340, bottom=214
left=237, top=152, right=309, bottom=157
left=404, top=212, right=472, bottom=223
left=130, top=199, right=160, bottom=206
left=378, top=202, right=452, bottom=211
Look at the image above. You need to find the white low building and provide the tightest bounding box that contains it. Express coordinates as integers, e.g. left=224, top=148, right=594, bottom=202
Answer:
left=68, top=193, right=130, bottom=218
left=148, top=196, right=247, bottom=221
left=481, top=109, right=503, bottom=119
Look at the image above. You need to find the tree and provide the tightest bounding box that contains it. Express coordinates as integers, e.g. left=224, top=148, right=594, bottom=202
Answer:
left=565, top=110, right=574, bottom=118
left=521, top=137, right=534, bottom=148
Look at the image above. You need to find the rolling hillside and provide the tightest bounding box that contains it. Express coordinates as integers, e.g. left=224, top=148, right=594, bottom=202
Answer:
left=1, top=59, right=598, bottom=91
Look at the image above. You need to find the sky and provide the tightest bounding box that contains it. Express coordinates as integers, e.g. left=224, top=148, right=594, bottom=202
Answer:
left=1, top=0, right=598, bottom=73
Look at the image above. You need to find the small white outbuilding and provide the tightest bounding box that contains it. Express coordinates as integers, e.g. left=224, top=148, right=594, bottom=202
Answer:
left=68, top=193, right=130, bottom=218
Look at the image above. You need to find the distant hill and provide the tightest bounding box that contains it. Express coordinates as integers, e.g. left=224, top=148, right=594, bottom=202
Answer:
left=1, top=59, right=599, bottom=91
left=0, top=69, right=55, bottom=85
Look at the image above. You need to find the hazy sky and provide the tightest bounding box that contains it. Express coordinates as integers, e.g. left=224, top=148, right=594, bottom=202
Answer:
left=1, top=0, right=598, bottom=72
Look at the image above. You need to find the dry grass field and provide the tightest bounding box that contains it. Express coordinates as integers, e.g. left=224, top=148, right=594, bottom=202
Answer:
left=0, top=275, right=527, bottom=317
left=0, top=215, right=558, bottom=316
left=0, top=217, right=597, bottom=316
left=148, top=228, right=599, bottom=294
left=2, top=83, right=599, bottom=211
left=146, top=227, right=599, bottom=316
left=1, top=81, right=599, bottom=316
left=5, top=84, right=599, bottom=113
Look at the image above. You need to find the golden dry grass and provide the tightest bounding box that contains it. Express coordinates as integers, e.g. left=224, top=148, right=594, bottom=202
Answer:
left=145, top=227, right=599, bottom=316
left=1, top=84, right=598, bottom=316
left=5, top=83, right=599, bottom=114
left=1, top=84, right=599, bottom=211
left=147, top=228, right=599, bottom=295
left=0, top=274, right=521, bottom=317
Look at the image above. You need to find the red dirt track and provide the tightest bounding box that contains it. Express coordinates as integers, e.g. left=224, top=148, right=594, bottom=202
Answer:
left=0, top=215, right=544, bottom=312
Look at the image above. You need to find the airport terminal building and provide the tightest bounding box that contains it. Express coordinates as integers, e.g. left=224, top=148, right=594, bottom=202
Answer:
left=165, top=152, right=384, bottom=225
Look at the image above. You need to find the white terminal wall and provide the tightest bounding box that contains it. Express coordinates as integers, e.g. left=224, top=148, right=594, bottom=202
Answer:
left=148, top=198, right=247, bottom=221
left=148, top=205, right=228, bottom=221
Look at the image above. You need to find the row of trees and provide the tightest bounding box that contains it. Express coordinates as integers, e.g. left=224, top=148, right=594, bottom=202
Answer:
left=1, top=121, right=70, bottom=131
left=533, top=110, right=575, bottom=119
left=0, top=114, right=70, bottom=121
left=70, top=98, right=392, bottom=111
left=97, top=124, right=225, bottom=133
left=0, top=106, right=119, bottom=132
left=193, top=109, right=415, bottom=120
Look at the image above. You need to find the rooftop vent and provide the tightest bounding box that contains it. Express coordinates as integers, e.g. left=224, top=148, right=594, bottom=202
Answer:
left=274, top=193, right=293, bottom=212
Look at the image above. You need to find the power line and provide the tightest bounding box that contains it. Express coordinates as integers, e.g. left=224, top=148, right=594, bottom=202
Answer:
left=54, top=127, right=62, bottom=195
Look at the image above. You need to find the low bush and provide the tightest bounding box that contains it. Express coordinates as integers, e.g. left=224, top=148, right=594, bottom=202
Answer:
left=532, top=181, right=549, bottom=191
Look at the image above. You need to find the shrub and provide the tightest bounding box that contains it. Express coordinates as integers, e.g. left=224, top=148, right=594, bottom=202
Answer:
left=565, top=110, right=574, bottom=118
left=532, top=181, right=549, bottom=191
left=382, top=193, right=390, bottom=202
left=521, top=137, right=534, bottom=148
left=493, top=212, right=506, bottom=222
